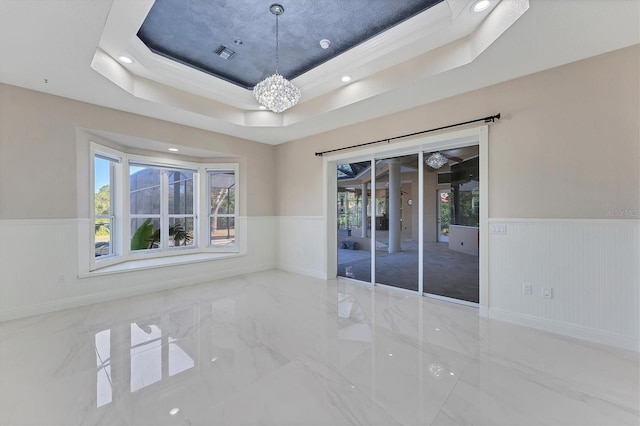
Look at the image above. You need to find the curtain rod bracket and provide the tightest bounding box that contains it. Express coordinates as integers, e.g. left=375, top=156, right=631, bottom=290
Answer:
left=485, top=113, right=501, bottom=123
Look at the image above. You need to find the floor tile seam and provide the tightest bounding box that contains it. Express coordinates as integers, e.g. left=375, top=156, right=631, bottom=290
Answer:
left=433, top=355, right=545, bottom=424
left=83, top=311, right=124, bottom=381
left=466, top=354, right=640, bottom=420
left=474, top=351, right=640, bottom=412
left=83, top=319, right=116, bottom=389
left=424, top=366, right=466, bottom=426
left=367, top=315, right=482, bottom=359
left=476, top=340, right=639, bottom=377
left=354, top=317, right=484, bottom=359
left=291, top=352, right=408, bottom=426
left=197, top=355, right=303, bottom=413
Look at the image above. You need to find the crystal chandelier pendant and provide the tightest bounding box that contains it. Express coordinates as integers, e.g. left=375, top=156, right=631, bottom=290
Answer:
left=426, top=152, right=448, bottom=169
left=254, top=4, right=301, bottom=113
left=254, top=73, right=301, bottom=113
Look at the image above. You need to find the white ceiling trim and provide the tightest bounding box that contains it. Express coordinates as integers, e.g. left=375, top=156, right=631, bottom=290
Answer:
left=93, top=0, right=522, bottom=131
left=1, top=0, right=638, bottom=147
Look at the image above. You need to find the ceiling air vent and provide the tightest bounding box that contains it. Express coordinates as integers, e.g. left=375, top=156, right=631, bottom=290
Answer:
left=214, top=45, right=236, bottom=60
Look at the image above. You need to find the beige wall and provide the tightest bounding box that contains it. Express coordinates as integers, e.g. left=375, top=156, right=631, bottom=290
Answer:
left=276, top=45, right=640, bottom=219
left=0, top=84, right=277, bottom=219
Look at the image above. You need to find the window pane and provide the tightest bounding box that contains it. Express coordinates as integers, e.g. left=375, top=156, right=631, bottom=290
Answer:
left=451, top=157, right=479, bottom=227
left=168, top=171, right=194, bottom=215
left=209, top=171, right=235, bottom=215
left=210, top=216, right=235, bottom=246
left=130, top=166, right=161, bottom=215
left=95, top=158, right=111, bottom=216
left=169, top=217, right=194, bottom=247
left=95, top=155, right=114, bottom=258
left=130, top=218, right=160, bottom=251
left=95, top=219, right=111, bottom=257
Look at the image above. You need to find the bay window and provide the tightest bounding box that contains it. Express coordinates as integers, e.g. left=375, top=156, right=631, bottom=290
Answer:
left=90, top=142, right=239, bottom=271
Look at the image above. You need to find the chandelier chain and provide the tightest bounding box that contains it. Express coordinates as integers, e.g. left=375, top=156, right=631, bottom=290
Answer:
left=275, top=13, right=279, bottom=74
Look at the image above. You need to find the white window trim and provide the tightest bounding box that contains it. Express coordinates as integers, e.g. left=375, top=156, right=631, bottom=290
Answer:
left=90, top=143, right=123, bottom=271
left=89, top=142, right=240, bottom=272
left=205, top=164, right=239, bottom=252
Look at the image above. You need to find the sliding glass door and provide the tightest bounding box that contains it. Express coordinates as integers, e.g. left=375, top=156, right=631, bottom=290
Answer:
left=337, top=161, right=371, bottom=282
left=423, top=147, right=480, bottom=303
left=373, top=154, right=419, bottom=291
left=333, top=141, right=481, bottom=306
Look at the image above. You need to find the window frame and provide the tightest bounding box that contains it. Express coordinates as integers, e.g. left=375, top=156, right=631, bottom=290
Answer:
left=127, top=161, right=199, bottom=256
left=89, top=142, right=240, bottom=272
left=205, top=164, right=239, bottom=251
left=90, top=143, right=123, bottom=270
left=95, top=157, right=115, bottom=256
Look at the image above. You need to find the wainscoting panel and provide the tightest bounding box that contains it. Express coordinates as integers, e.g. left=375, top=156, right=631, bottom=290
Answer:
left=488, top=219, right=639, bottom=351
left=276, top=216, right=326, bottom=279
left=0, top=217, right=277, bottom=321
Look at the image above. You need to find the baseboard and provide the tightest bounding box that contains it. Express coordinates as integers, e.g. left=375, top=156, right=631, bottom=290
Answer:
left=489, top=308, right=640, bottom=352
left=277, top=263, right=327, bottom=280
left=0, top=262, right=275, bottom=322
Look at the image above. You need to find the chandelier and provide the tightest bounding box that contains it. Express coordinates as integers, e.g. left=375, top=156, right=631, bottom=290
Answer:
left=253, top=4, right=301, bottom=113
left=426, top=152, right=448, bottom=169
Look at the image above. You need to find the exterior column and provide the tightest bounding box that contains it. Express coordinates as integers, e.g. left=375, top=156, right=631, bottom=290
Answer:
left=361, top=183, right=368, bottom=238
left=388, top=159, right=401, bottom=253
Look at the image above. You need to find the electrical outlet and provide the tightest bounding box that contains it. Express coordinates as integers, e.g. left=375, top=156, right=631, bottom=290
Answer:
left=542, top=287, right=553, bottom=299
left=58, top=274, right=66, bottom=284
left=522, top=283, right=532, bottom=295
left=490, top=224, right=507, bottom=234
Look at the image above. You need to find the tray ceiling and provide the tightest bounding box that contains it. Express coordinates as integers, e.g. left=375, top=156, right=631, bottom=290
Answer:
left=137, top=0, right=443, bottom=89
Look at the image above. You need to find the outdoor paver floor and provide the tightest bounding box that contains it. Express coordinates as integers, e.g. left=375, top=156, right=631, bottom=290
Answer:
left=338, top=241, right=479, bottom=302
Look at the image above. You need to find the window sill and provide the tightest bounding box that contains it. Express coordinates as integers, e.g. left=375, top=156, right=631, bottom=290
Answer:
left=79, top=251, right=243, bottom=278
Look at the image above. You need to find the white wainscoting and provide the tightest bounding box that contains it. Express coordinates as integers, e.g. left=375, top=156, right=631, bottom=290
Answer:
left=276, top=216, right=327, bottom=279
left=276, top=216, right=639, bottom=351
left=488, top=219, right=640, bottom=351
left=2, top=215, right=638, bottom=351
left=0, top=216, right=276, bottom=321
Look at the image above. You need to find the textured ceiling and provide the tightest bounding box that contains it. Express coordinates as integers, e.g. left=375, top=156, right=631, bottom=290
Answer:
left=137, top=0, right=442, bottom=89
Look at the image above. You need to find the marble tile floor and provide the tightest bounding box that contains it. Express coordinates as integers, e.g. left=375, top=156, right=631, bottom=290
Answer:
left=0, top=270, right=638, bottom=425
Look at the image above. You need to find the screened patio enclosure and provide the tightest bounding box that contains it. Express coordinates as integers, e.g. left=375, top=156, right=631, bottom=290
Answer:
left=336, top=145, right=480, bottom=304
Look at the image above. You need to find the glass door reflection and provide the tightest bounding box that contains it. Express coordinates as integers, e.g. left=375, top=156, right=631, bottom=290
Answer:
left=337, top=161, right=372, bottom=283
left=423, top=146, right=480, bottom=303
left=374, top=154, right=419, bottom=291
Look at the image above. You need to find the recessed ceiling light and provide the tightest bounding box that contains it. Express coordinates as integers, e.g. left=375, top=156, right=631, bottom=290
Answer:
left=168, top=148, right=179, bottom=152
left=169, top=408, right=180, bottom=416
left=472, top=0, right=491, bottom=12
left=259, top=105, right=267, bottom=110
left=341, top=75, right=352, bottom=83
left=388, top=353, right=393, bottom=357
left=118, top=56, right=133, bottom=64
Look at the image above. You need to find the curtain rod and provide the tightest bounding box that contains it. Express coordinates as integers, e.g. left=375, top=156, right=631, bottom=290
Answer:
left=314, top=113, right=500, bottom=157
